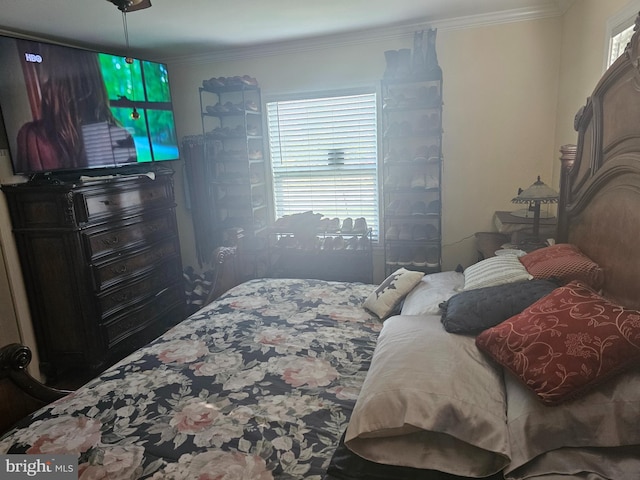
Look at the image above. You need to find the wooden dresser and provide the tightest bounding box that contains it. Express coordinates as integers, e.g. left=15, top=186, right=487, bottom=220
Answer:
left=2, top=170, right=185, bottom=380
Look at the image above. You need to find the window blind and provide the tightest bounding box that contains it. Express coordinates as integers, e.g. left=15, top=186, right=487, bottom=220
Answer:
left=609, top=24, right=634, bottom=67
left=267, top=92, right=379, bottom=238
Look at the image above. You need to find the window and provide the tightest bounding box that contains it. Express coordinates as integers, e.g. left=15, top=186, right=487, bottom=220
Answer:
left=606, top=2, right=640, bottom=69
left=608, top=23, right=634, bottom=68
left=266, top=92, right=379, bottom=238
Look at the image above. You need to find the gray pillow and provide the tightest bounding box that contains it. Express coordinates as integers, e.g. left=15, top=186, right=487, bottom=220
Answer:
left=440, top=279, right=558, bottom=335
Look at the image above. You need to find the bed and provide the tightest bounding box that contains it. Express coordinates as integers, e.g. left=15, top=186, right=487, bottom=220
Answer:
left=3, top=17, right=640, bottom=480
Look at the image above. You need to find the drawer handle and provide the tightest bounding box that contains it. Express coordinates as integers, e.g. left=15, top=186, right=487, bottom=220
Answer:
left=101, top=200, right=119, bottom=206
left=111, top=264, right=128, bottom=274
left=155, top=287, right=169, bottom=297
left=102, top=235, right=120, bottom=246
left=112, top=291, right=132, bottom=302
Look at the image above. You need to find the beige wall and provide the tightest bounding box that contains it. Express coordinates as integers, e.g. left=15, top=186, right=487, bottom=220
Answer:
left=553, top=0, right=634, bottom=184
left=169, top=16, right=564, bottom=274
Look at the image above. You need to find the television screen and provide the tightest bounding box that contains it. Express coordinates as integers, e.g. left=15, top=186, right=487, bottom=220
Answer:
left=0, top=35, right=179, bottom=176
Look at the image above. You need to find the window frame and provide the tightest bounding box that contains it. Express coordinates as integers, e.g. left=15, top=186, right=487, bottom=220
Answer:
left=264, top=87, right=381, bottom=240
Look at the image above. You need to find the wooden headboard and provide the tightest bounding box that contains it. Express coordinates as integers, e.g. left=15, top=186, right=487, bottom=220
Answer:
left=557, top=14, right=640, bottom=309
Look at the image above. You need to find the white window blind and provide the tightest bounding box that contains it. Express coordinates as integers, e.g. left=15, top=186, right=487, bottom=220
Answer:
left=267, top=92, right=379, bottom=238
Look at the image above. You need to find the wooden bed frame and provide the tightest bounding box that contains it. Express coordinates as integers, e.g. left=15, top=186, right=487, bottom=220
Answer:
left=0, top=343, right=70, bottom=435
left=557, top=15, right=640, bottom=310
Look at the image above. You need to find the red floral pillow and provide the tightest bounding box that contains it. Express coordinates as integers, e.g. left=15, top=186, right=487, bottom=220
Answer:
left=519, top=243, right=603, bottom=288
left=476, top=281, right=640, bottom=405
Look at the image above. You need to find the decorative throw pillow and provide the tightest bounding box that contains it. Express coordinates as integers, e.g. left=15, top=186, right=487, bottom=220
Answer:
left=440, top=279, right=558, bottom=335
left=363, top=268, right=424, bottom=320
left=476, top=281, right=640, bottom=405
left=401, top=271, right=464, bottom=315
left=463, top=254, right=532, bottom=291
left=519, top=243, right=603, bottom=288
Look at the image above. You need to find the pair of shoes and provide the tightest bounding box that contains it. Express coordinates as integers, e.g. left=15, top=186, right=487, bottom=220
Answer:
left=387, top=199, right=410, bottom=216
left=412, top=174, right=440, bottom=189
left=413, top=224, right=438, bottom=241
left=426, top=247, right=440, bottom=268
left=318, top=217, right=341, bottom=232
left=353, top=217, right=368, bottom=233
left=398, top=224, right=413, bottom=241
left=341, top=217, right=353, bottom=232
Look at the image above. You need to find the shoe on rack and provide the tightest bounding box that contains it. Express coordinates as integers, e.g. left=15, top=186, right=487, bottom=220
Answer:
left=345, top=236, right=358, bottom=250
left=399, top=224, right=413, bottom=241
left=426, top=200, right=441, bottom=214
left=318, top=217, right=330, bottom=232
left=387, top=199, right=410, bottom=216
left=410, top=200, right=427, bottom=216
left=426, top=247, right=440, bottom=268
left=397, top=250, right=412, bottom=266
left=245, top=100, right=259, bottom=112
left=386, top=248, right=399, bottom=265
left=321, top=236, right=334, bottom=250
left=327, top=218, right=340, bottom=232
left=353, top=217, right=368, bottom=233
left=411, top=174, right=426, bottom=189
left=412, top=247, right=428, bottom=267
left=333, top=235, right=345, bottom=250
left=341, top=217, right=353, bottom=233
left=425, top=175, right=439, bottom=189
left=385, top=225, right=399, bottom=240
left=412, top=224, right=429, bottom=241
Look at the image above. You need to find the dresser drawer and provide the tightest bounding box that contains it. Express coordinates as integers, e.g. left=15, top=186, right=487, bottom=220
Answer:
left=84, top=212, right=176, bottom=261
left=102, top=284, right=184, bottom=348
left=77, top=179, right=173, bottom=224
left=92, top=237, right=180, bottom=290
left=97, top=259, right=183, bottom=319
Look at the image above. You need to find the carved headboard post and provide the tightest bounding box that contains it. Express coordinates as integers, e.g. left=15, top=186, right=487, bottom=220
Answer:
left=556, top=144, right=577, bottom=242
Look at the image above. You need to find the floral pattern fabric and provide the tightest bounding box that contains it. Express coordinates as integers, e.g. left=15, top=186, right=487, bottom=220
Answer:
left=0, top=278, right=381, bottom=479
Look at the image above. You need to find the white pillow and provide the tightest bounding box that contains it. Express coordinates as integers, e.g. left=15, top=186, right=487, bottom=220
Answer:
left=463, top=255, right=532, bottom=291
left=401, top=271, right=464, bottom=315
left=345, top=315, right=509, bottom=477
left=363, top=268, right=424, bottom=319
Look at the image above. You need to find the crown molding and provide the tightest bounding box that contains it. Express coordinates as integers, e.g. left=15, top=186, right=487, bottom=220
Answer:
left=165, top=4, right=566, bottom=66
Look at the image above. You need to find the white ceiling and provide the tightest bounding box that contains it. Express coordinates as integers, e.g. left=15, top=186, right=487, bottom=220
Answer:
left=0, top=0, right=573, bottom=61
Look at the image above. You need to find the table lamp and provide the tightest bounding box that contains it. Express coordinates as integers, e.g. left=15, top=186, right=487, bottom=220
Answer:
left=511, top=176, right=559, bottom=239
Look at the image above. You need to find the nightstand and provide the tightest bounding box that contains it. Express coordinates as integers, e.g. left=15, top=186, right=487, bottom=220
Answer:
left=474, top=232, right=510, bottom=261
left=493, top=210, right=556, bottom=236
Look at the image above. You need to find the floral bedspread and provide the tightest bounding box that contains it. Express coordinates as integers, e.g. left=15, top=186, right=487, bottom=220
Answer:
left=0, top=278, right=381, bottom=479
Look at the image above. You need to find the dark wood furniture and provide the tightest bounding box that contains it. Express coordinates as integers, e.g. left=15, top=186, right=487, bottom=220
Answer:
left=0, top=343, right=70, bottom=435
left=474, top=231, right=510, bottom=260
left=204, top=246, right=240, bottom=305
left=2, top=170, right=185, bottom=381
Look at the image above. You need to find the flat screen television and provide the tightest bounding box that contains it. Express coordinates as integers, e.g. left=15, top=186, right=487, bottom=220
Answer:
left=0, top=34, right=179, bottom=177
